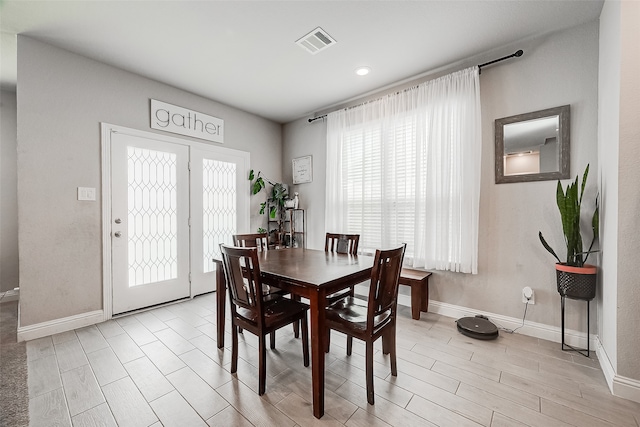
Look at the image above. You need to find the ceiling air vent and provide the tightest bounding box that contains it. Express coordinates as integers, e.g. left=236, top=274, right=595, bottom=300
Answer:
left=296, top=27, right=336, bottom=55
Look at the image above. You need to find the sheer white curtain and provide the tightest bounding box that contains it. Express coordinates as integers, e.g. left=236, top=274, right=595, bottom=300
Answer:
left=325, top=66, right=481, bottom=273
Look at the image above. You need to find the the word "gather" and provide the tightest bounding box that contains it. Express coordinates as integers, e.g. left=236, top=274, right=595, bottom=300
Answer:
left=150, top=100, right=224, bottom=143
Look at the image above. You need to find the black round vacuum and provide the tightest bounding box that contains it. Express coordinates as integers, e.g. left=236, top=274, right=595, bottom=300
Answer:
left=456, top=315, right=499, bottom=340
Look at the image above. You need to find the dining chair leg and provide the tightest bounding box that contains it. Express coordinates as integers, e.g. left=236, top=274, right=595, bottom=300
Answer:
left=382, top=331, right=390, bottom=355
left=293, top=321, right=300, bottom=338
left=389, top=328, right=398, bottom=376
left=301, top=314, right=310, bottom=367
left=325, top=330, right=331, bottom=353
left=346, top=336, right=353, bottom=356
left=366, top=340, right=375, bottom=405
left=270, top=331, right=276, bottom=349
left=258, top=335, right=267, bottom=395
left=231, top=324, right=239, bottom=374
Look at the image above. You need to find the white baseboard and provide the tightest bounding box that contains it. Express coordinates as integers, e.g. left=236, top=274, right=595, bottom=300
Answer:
left=17, top=310, right=104, bottom=342
left=612, top=376, right=640, bottom=404
left=355, top=284, right=595, bottom=350
left=425, top=299, right=597, bottom=350
left=596, top=336, right=617, bottom=388
left=387, top=287, right=640, bottom=405
left=596, top=336, right=640, bottom=404
left=13, top=286, right=640, bottom=404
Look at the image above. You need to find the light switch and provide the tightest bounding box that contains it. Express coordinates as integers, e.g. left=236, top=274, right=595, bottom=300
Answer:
left=78, top=187, right=96, bottom=201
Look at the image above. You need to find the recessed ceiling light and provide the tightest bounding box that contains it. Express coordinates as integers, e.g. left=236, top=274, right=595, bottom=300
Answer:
left=355, top=67, right=370, bottom=76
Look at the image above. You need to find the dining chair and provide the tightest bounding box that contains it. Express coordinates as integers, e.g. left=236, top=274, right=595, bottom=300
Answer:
left=232, top=233, right=270, bottom=252
left=232, top=233, right=273, bottom=298
left=324, top=233, right=360, bottom=304
left=324, top=243, right=406, bottom=404
left=321, top=233, right=361, bottom=351
left=232, top=233, right=289, bottom=343
left=219, top=244, right=310, bottom=395
left=325, top=232, right=360, bottom=255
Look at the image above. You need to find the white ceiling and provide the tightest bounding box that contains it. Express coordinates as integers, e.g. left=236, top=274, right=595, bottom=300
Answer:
left=0, top=1, right=603, bottom=124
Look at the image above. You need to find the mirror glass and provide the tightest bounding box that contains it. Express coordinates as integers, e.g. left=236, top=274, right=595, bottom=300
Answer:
left=495, top=105, right=570, bottom=183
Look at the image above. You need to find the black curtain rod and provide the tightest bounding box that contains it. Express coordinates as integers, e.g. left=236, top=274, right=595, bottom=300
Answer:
left=478, top=49, right=524, bottom=74
left=308, top=115, right=326, bottom=123
left=308, top=49, right=524, bottom=123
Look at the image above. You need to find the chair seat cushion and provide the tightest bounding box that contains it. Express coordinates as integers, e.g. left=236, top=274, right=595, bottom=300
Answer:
left=263, top=285, right=288, bottom=302
left=326, top=296, right=390, bottom=334
left=325, top=288, right=351, bottom=305
left=237, top=298, right=309, bottom=329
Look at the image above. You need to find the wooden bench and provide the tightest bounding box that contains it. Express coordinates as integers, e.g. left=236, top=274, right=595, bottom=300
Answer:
left=399, top=268, right=432, bottom=320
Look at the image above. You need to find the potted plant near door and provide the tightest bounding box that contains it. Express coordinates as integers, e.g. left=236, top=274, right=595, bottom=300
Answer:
left=539, top=164, right=599, bottom=299
left=248, top=170, right=289, bottom=244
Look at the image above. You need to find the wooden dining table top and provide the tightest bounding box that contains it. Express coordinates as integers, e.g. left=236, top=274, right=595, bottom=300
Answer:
left=256, top=247, right=374, bottom=291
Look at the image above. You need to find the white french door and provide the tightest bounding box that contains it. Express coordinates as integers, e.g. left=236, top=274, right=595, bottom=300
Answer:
left=105, top=125, right=249, bottom=316
left=111, top=132, right=191, bottom=314
left=190, top=147, right=249, bottom=296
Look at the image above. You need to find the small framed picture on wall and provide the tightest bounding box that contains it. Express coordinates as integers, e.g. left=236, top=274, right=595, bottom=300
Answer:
left=292, top=155, right=313, bottom=184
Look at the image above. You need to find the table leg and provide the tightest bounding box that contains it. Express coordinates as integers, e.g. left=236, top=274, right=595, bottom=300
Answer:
left=215, top=262, right=226, bottom=349
left=308, top=289, right=325, bottom=419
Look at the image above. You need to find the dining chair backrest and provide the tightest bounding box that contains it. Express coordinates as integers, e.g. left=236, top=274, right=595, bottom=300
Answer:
left=323, top=233, right=362, bottom=306
left=366, top=244, right=406, bottom=331
left=233, top=233, right=269, bottom=252
left=220, top=244, right=265, bottom=325
left=325, top=233, right=360, bottom=255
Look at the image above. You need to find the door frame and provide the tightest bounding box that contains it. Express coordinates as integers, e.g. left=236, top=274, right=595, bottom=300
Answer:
left=101, top=123, right=250, bottom=320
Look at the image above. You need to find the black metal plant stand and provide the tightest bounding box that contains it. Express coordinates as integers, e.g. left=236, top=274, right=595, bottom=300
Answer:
left=560, top=295, right=591, bottom=357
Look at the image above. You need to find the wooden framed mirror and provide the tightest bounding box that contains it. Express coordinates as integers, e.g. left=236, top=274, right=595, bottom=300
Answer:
left=495, top=105, right=570, bottom=184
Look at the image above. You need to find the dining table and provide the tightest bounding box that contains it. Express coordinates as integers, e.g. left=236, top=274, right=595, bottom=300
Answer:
left=213, top=247, right=374, bottom=419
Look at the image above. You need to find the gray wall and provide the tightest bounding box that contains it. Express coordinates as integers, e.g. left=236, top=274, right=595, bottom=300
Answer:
left=17, top=36, right=282, bottom=327
left=615, top=0, right=640, bottom=383
left=1, top=89, right=19, bottom=293
left=599, top=0, right=640, bottom=383
left=283, top=22, right=600, bottom=332
left=282, top=119, right=327, bottom=250
left=598, top=0, right=621, bottom=374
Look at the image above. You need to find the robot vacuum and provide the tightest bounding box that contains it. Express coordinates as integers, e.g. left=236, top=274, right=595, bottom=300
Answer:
left=456, top=315, right=499, bottom=340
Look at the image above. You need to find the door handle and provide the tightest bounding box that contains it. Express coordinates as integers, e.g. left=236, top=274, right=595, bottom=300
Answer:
left=114, top=218, right=122, bottom=224
left=114, top=231, right=122, bottom=238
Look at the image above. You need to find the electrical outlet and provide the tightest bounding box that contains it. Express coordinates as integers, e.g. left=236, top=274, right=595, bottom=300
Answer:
left=522, top=286, right=535, bottom=304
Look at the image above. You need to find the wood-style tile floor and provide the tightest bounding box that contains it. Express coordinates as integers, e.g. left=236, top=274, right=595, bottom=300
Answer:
left=26, top=293, right=640, bottom=426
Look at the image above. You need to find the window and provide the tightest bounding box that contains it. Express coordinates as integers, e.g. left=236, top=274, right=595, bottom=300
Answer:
left=326, top=67, right=481, bottom=273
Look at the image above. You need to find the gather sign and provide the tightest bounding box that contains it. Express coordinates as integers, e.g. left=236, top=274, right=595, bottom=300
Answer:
left=150, top=99, right=224, bottom=143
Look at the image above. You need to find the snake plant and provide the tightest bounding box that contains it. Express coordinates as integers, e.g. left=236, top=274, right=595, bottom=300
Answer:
left=539, top=164, right=599, bottom=267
